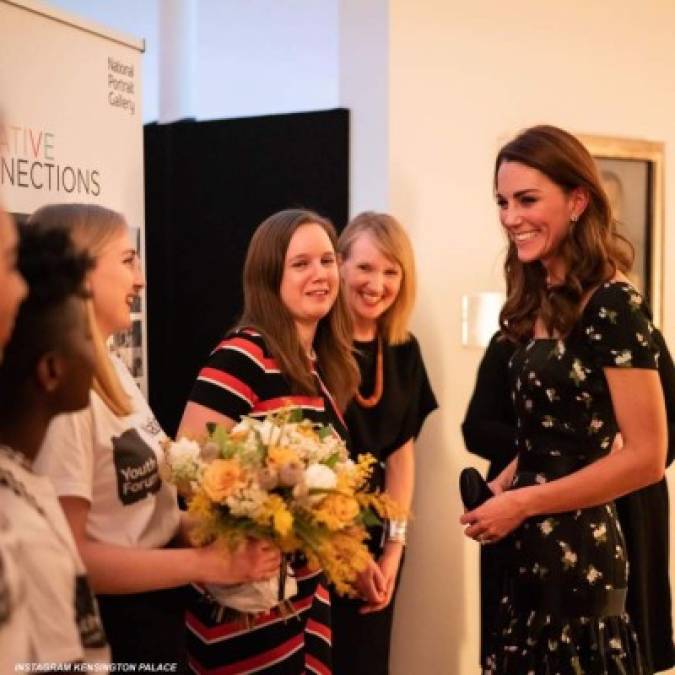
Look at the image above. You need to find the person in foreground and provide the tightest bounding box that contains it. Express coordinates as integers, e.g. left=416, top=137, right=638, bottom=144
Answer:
left=0, top=225, right=109, bottom=668
left=463, top=327, right=675, bottom=673
left=460, top=125, right=667, bottom=674
left=0, top=195, right=29, bottom=669
left=179, top=208, right=359, bottom=674
left=32, top=204, right=279, bottom=668
left=332, top=211, right=437, bottom=674
left=0, top=205, right=27, bottom=360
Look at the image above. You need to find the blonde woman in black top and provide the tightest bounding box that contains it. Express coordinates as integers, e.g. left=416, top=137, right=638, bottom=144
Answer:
left=333, top=212, right=437, bottom=675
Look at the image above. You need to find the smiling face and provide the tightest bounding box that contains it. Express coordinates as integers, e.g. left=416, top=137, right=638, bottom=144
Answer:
left=279, top=223, right=339, bottom=333
left=89, top=229, right=144, bottom=337
left=0, top=209, right=28, bottom=353
left=340, top=232, right=402, bottom=335
left=496, top=160, right=587, bottom=276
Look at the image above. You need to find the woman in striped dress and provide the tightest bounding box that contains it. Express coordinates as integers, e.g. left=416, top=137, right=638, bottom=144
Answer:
left=178, top=208, right=359, bottom=674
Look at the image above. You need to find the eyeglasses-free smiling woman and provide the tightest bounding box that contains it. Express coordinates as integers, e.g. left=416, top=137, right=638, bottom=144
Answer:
left=460, top=125, right=667, bottom=675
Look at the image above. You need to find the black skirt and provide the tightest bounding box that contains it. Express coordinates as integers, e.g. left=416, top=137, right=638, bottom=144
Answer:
left=97, top=585, right=189, bottom=669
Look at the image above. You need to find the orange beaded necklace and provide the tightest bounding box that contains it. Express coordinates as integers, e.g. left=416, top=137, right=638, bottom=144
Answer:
left=354, top=336, right=384, bottom=408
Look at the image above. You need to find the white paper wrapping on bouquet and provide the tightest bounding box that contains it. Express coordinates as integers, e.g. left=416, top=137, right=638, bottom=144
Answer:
left=204, top=564, right=298, bottom=614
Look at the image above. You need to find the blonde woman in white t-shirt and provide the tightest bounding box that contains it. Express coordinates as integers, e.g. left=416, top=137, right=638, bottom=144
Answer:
left=32, top=203, right=280, bottom=668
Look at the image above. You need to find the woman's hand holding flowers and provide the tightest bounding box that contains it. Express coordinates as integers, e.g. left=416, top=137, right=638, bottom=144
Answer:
left=197, top=538, right=281, bottom=586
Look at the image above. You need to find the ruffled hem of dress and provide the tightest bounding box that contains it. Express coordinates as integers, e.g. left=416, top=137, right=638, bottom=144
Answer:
left=483, top=611, right=644, bottom=675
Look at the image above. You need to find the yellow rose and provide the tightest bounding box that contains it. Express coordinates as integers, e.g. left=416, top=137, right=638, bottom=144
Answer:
left=267, top=445, right=300, bottom=467
left=202, top=459, right=243, bottom=503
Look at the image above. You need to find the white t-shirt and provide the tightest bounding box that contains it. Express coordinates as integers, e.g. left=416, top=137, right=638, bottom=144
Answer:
left=35, top=355, right=180, bottom=549
left=0, top=449, right=109, bottom=666
left=0, top=511, right=31, bottom=672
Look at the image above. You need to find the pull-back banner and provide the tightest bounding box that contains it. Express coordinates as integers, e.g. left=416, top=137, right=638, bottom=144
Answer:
left=0, top=0, right=147, bottom=392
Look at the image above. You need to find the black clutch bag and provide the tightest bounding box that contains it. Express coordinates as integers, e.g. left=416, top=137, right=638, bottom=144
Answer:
left=459, top=467, right=493, bottom=510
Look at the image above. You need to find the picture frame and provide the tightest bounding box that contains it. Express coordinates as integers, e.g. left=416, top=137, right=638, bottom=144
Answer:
left=578, top=134, right=665, bottom=326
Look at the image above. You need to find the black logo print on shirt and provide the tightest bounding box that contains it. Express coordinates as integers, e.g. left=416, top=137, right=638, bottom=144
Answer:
left=112, top=428, right=161, bottom=505
left=74, top=575, right=107, bottom=649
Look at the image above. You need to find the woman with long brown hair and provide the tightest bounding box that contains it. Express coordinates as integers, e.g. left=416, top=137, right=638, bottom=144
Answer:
left=179, top=208, right=359, bottom=673
left=460, top=125, right=667, bottom=673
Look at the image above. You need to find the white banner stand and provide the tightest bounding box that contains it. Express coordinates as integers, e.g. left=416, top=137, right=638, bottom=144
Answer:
left=0, top=0, right=148, bottom=393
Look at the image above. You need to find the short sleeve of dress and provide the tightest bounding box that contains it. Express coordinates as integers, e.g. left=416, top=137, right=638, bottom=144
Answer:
left=583, top=282, right=659, bottom=370
left=188, top=332, right=263, bottom=420
left=389, top=335, right=438, bottom=453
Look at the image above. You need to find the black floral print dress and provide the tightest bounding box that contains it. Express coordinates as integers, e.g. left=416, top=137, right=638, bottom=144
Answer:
left=485, top=283, right=659, bottom=674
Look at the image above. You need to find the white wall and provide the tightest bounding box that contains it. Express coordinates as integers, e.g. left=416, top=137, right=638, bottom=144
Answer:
left=338, top=0, right=389, bottom=215
left=384, top=2, right=675, bottom=673
left=49, top=0, right=339, bottom=123
left=196, top=0, right=338, bottom=121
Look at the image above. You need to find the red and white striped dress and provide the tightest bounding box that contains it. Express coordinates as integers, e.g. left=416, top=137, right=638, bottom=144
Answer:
left=185, top=328, right=347, bottom=674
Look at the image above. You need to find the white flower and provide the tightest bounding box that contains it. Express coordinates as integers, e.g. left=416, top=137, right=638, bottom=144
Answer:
left=592, top=522, right=607, bottom=543
left=586, top=565, right=603, bottom=584
left=559, top=541, right=578, bottom=569
left=168, top=437, right=201, bottom=464
left=561, top=625, right=571, bottom=643
left=589, top=418, right=604, bottom=433
left=538, top=518, right=555, bottom=536
left=614, top=350, right=632, bottom=366
left=563, top=550, right=577, bottom=566
left=231, top=417, right=253, bottom=435
left=257, top=419, right=282, bottom=446
left=304, top=463, right=338, bottom=491
left=226, top=485, right=267, bottom=517
left=571, top=359, right=587, bottom=383
left=166, top=438, right=204, bottom=482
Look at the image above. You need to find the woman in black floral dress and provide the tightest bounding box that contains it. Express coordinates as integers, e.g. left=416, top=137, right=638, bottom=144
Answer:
left=460, top=125, right=667, bottom=674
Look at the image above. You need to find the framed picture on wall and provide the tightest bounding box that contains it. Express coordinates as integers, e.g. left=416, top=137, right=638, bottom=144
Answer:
left=578, top=134, right=665, bottom=326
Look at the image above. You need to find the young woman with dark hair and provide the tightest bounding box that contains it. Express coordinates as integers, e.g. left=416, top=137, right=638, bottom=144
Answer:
left=179, top=208, right=359, bottom=674
left=0, top=206, right=27, bottom=358
left=460, top=125, right=667, bottom=673
left=0, top=224, right=109, bottom=668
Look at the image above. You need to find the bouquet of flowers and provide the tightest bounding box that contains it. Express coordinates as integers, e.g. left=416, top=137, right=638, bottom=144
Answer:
left=163, top=409, right=400, bottom=614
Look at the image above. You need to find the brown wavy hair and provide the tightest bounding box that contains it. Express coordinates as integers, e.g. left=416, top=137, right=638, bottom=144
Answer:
left=338, top=211, right=416, bottom=345
left=237, top=208, right=359, bottom=410
left=496, top=125, right=633, bottom=343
